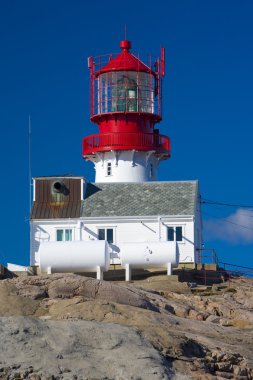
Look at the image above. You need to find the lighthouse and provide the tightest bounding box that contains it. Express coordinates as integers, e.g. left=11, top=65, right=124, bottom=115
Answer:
left=82, top=40, right=170, bottom=183
left=27, top=38, right=203, bottom=278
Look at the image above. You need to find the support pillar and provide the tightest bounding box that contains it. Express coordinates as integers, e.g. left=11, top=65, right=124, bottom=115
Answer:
left=125, top=264, right=131, bottom=281
left=96, top=266, right=103, bottom=280
left=167, top=262, right=172, bottom=276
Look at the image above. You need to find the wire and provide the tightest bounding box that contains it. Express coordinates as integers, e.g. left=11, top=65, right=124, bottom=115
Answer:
left=202, top=199, right=253, bottom=210
left=203, top=202, right=253, bottom=218
left=203, top=211, right=253, bottom=231
left=218, top=261, right=253, bottom=271
left=202, top=199, right=253, bottom=208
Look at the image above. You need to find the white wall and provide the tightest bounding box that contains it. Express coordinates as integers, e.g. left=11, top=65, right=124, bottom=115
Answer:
left=89, top=150, right=159, bottom=183
left=30, top=216, right=196, bottom=266
left=194, top=185, right=203, bottom=263
left=160, top=218, right=195, bottom=263
left=30, top=220, right=80, bottom=266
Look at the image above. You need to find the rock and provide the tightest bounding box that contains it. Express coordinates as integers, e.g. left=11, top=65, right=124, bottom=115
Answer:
left=232, top=365, right=248, bottom=376
left=180, top=338, right=206, bottom=358
left=29, top=375, right=41, bottom=380
left=216, top=352, right=226, bottom=362
left=206, top=315, right=221, bottom=324
left=10, top=274, right=159, bottom=312
left=13, top=372, right=21, bottom=379
left=215, top=362, right=232, bottom=372
left=188, top=309, right=205, bottom=321
left=215, top=371, right=233, bottom=379
left=219, top=318, right=233, bottom=326
left=0, top=317, right=171, bottom=379
left=223, top=353, right=240, bottom=364
left=0, top=274, right=253, bottom=379
left=171, top=304, right=190, bottom=318
left=60, top=368, right=71, bottom=374
left=15, top=285, right=47, bottom=300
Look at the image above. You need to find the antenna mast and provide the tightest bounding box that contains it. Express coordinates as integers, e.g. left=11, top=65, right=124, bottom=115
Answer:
left=28, top=116, right=32, bottom=212
left=124, top=24, right=127, bottom=40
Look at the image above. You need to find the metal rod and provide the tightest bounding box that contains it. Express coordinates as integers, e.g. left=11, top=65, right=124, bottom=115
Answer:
left=28, top=115, right=32, bottom=212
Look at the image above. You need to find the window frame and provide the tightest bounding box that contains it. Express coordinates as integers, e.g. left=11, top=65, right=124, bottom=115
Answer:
left=56, top=228, right=73, bottom=242
left=166, top=225, right=184, bottom=243
left=97, top=227, right=115, bottom=244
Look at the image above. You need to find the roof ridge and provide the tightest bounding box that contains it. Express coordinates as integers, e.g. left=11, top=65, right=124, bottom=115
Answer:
left=92, top=180, right=198, bottom=185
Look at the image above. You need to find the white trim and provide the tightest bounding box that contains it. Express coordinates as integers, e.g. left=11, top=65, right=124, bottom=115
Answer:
left=33, top=176, right=84, bottom=180
left=33, top=179, right=36, bottom=202
left=31, top=215, right=194, bottom=224
left=81, top=178, right=84, bottom=200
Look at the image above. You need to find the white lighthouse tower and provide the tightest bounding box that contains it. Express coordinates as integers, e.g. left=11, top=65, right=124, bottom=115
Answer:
left=82, top=39, right=170, bottom=182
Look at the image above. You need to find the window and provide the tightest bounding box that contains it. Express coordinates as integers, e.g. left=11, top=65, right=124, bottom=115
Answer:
left=167, top=227, right=174, bottom=241
left=167, top=226, right=183, bottom=242
left=98, top=228, right=114, bottom=243
left=176, top=226, right=183, bottom=241
left=107, top=162, right=112, bottom=176
left=150, top=164, right=153, bottom=178
left=56, top=229, right=72, bottom=241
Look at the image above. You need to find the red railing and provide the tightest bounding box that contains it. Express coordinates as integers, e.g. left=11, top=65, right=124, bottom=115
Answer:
left=82, top=132, right=170, bottom=155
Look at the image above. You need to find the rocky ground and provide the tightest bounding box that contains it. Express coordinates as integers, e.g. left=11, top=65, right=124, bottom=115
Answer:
left=0, top=273, right=252, bottom=379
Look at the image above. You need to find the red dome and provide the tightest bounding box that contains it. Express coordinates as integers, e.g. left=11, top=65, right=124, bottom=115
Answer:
left=96, top=40, right=153, bottom=76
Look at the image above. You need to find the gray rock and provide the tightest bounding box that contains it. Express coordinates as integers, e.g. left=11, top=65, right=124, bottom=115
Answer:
left=233, top=365, right=248, bottom=376
left=0, top=317, right=172, bottom=380
left=215, top=371, right=233, bottom=379
left=12, top=274, right=159, bottom=312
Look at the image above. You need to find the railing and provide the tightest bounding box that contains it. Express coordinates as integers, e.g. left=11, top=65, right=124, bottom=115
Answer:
left=197, top=248, right=219, bottom=265
left=218, top=262, right=253, bottom=278
left=89, top=50, right=163, bottom=118
left=193, top=266, right=253, bottom=286
left=82, top=132, right=170, bottom=155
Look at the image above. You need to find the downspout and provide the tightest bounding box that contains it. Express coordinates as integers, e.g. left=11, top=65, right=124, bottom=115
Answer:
left=79, top=221, right=84, bottom=241
left=158, top=216, right=161, bottom=241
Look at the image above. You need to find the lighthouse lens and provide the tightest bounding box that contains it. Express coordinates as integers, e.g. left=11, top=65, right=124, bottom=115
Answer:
left=97, top=72, right=154, bottom=114
left=113, top=74, right=137, bottom=112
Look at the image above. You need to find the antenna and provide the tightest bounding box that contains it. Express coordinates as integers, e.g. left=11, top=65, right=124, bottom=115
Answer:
left=28, top=115, right=32, bottom=212
left=124, top=24, right=127, bottom=40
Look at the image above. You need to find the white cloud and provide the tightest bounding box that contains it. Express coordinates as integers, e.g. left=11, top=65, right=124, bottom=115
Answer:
left=204, top=208, right=253, bottom=244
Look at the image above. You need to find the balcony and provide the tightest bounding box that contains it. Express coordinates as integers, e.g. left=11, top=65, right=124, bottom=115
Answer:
left=82, top=132, right=170, bottom=156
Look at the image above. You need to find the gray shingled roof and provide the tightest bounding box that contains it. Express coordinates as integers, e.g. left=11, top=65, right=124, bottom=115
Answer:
left=81, top=181, right=198, bottom=217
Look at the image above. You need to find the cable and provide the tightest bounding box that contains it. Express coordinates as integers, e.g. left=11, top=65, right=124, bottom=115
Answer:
left=202, top=199, right=253, bottom=210
left=203, top=203, right=253, bottom=218
left=203, top=211, right=253, bottom=231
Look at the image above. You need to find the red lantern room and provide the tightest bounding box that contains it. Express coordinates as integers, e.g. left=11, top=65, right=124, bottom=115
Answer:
left=83, top=40, right=171, bottom=183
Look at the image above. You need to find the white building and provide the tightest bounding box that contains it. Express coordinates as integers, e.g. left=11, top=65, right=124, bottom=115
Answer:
left=30, top=176, right=202, bottom=279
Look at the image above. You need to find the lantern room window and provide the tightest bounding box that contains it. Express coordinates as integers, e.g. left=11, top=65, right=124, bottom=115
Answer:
left=97, top=71, right=154, bottom=114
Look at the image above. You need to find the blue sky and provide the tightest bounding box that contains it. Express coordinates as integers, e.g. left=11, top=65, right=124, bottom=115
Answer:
left=0, top=0, right=253, bottom=270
